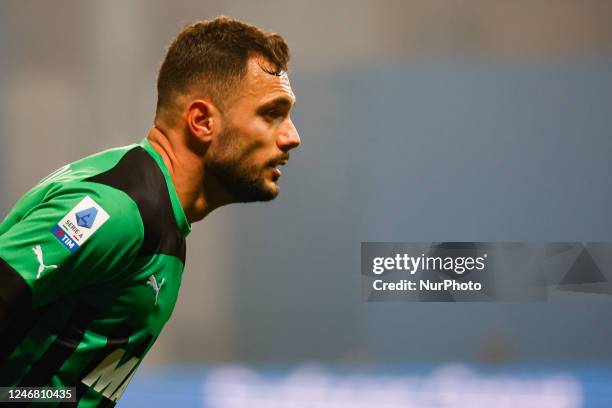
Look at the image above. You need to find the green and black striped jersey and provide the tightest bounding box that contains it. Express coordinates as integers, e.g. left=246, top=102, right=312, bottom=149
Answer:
left=0, top=138, right=191, bottom=406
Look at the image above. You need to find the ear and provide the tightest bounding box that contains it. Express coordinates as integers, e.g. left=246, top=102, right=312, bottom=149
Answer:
left=186, top=99, right=220, bottom=144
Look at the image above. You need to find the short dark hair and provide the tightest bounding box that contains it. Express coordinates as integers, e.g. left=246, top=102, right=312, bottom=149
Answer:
left=156, top=16, right=290, bottom=121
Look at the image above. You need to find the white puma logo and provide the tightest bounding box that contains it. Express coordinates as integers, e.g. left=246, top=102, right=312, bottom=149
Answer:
left=32, top=245, right=58, bottom=279
left=146, top=275, right=165, bottom=306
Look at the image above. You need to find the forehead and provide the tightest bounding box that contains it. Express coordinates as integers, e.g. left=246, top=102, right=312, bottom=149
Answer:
left=236, top=58, right=295, bottom=105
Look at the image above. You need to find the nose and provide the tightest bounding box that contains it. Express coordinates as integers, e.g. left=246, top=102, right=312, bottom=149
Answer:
left=277, top=119, right=301, bottom=152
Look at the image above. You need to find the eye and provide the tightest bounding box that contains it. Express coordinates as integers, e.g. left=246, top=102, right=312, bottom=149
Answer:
left=265, top=109, right=282, bottom=119
left=261, top=108, right=286, bottom=124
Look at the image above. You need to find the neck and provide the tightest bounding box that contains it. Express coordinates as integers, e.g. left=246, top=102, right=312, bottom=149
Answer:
left=146, top=126, right=230, bottom=223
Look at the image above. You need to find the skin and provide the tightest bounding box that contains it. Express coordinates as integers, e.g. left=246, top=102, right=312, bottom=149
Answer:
left=146, top=57, right=301, bottom=223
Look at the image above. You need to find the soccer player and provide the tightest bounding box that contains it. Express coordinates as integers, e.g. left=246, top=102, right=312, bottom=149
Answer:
left=0, top=16, right=300, bottom=406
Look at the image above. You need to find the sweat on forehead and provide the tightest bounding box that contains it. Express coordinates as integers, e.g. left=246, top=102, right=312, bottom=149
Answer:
left=245, top=58, right=291, bottom=85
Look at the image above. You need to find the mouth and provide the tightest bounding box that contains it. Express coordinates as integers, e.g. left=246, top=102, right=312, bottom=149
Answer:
left=269, top=159, right=288, bottom=180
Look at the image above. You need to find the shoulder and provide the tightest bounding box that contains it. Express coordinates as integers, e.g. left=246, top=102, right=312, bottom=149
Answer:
left=0, top=179, right=144, bottom=303
left=81, top=146, right=187, bottom=263
left=41, top=181, right=145, bottom=254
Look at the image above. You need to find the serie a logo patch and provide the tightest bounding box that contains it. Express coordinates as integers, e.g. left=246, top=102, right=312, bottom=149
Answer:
left=51, top=196, right=110, bottom=253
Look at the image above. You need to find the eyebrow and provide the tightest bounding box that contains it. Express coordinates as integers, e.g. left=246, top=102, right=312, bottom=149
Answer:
left=257, top=96, right=296, bottom=113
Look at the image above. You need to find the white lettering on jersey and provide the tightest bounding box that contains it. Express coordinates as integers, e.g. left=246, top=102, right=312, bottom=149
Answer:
left=38, top=164, right=72, bottom=186
left=81, top=348, right=140, bottom=401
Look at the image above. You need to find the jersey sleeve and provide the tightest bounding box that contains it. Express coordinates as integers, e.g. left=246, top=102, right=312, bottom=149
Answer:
left=0, top=182, right=143, bottom=311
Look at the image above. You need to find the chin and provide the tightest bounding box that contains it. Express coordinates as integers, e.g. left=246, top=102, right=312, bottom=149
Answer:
left=231, top=178, right=279, bottom=203
left=262, top=181, right=280, bottom=200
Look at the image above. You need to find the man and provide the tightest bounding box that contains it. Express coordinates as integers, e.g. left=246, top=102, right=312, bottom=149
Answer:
left=0, top=16, right=300, bottom=406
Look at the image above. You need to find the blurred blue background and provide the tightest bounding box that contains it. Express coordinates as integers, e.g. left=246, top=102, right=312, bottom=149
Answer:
left=1, top=1, right=612, bottom=406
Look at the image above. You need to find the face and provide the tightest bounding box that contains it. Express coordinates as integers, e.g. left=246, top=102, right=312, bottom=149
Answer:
left=206, top=58, right=301, bottom=202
